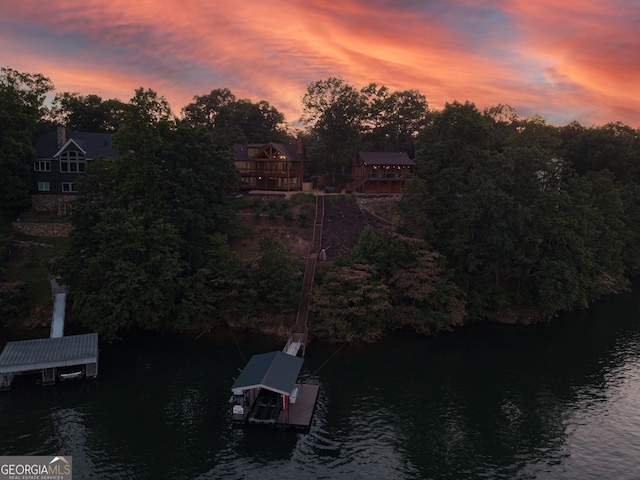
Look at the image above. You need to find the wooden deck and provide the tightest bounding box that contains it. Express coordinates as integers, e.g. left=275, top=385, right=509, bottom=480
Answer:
left=277, top=384, right=320, bottom=432
left=231, top=384, right=319, bottom=431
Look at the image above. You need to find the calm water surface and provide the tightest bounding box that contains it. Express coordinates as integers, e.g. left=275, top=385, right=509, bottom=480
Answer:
left=2, top=287, right=640, bottom=479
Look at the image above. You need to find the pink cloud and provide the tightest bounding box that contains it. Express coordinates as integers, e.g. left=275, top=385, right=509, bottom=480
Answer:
left=501, top=0, right=640, bottom=125
left=1, top=0, right=639, bottom=127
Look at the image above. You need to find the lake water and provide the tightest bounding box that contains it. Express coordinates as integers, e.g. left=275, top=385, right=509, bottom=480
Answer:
left=1, top=286, right=640, bottom=479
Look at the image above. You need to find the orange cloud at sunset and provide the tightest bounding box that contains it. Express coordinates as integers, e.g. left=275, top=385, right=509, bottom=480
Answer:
left=0, top=0, right=638, bottom=127
left=502, top=0, right=640, bottom=124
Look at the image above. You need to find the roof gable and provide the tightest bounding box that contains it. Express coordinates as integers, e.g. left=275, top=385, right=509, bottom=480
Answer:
left=231, top=351, right=303, bottom=396
left=255, top=143, right=299, bottom=162
left=54, top=138, right=87, bottom=158
left=356, top=151, right=415, bottom=166
left=233, top=143, right=265, bottom=161
left=36, top=130, right=118, bottom=159
left=233, top=142, right=301, bottom=162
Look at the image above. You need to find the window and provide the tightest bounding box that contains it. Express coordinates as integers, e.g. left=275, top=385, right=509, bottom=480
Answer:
left=59, top=150, right=86, bottom=173
left=37, top=182, right=50, bottom=192
left=34, top=160, right=51, bottom=171
left=61, top=182, right=77, bottom=193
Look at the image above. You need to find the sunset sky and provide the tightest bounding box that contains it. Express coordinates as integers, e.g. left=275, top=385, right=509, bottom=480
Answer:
left=1, top=0, right=639, bottom=128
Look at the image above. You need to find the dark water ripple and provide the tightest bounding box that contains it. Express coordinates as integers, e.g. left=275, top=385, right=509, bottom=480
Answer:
left=2, top=287, right=640, bottom=479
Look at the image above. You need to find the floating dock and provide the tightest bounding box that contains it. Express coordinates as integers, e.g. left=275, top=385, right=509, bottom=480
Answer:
left=229, top=195, right=324, bottom=431
left=230, top=351, right=319, bottom=432
left=277, top=384, right=320, bottom=430
left=0, top=279, right=98, bottom=391
left=0, top=333, right=99, bottom=390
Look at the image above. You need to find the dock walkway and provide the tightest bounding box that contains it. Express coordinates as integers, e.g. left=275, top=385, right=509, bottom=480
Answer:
left=284, top=194, right=324, bottom=358
left=50, top=279, right=67, bottom=338
left=231, top=194, right=324, bottom=431
left=0, top=280, right=99, bottom=391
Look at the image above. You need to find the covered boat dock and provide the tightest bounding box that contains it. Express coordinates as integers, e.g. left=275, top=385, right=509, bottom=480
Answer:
left=230, top=351, right=319, bottom=431
left=0, top=333, right=99, bottom=390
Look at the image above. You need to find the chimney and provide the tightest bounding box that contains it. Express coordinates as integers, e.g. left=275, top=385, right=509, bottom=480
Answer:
left=297, top=135, right=305, bottom=190
left=297, top=135, right=303, bottom=155
left=57, top=125, right=66, bottom=148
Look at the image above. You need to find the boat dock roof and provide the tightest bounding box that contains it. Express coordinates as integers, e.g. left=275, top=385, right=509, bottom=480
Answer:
left=231, top=351, right=304, bottom=396
left=0, top=333, right=99, bottom=374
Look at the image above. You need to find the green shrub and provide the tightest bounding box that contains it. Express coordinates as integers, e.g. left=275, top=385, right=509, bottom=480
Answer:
left=0, top=281, right=28, bottom=325
left=297, top=210, right=310, bottom=228
left=290, top=192, right=316, bottom=205
left=283, top=209, right=293, bottom=226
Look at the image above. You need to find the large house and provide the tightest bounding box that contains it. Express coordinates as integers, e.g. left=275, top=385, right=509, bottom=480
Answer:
left=233, top=138, right=305, bottom=191
left=348, top=151, right=415, bottom=194
left=32, top=126, right=117, bottom=212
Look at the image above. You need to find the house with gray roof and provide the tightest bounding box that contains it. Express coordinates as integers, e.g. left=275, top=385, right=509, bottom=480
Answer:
left=348, top=151, right=415, bottom=194
left=32, top=125, right=118, bottom=212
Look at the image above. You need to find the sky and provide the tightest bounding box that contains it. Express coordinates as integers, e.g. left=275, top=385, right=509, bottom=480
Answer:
left=1, top=0, right=639, bottom=128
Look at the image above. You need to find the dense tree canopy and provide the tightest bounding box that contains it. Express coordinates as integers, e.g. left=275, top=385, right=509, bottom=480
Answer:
left=311, top=226, right=464, bottom=342
left=561, top=121, right=640, bottom=182
left=57, top=89, right=242, bottom=338
left=300, top=77, right=428, bottom=178
left=0, top=68, right=53, bottom=220
left=51, top=92, right=126, bottom=132
left=182, top=88, right=290, bottom=147
left=360, top=84, right=428, bottom=156
left=4, top=64, right=640, bottom=337
left=301, top=77, right=367, bottom=177
left=400, top=101, right=640, bottom=322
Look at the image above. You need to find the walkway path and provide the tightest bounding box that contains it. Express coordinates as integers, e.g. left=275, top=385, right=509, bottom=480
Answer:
left=50, top=279, right=67, bottom=338
left=284, top=194, right=324, bottom=357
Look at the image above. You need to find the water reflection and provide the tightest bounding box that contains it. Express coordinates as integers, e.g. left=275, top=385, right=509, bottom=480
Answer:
left=49, top=407, right=98, bottom=476
left=1, top=288, right=640, bottom=479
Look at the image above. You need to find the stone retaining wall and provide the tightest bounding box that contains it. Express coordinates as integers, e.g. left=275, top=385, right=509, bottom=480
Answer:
left=12, top=222, right=72, bottom=237
left=31, top=194, right=75, bottom=214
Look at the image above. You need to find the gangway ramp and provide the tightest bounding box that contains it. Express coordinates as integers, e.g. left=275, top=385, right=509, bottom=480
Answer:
left=50, top=278, right=67, bottom=338
left=284, top=194, right=324, bottom=358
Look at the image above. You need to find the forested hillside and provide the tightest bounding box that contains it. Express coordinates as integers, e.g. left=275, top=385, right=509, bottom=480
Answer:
left=2, top=68, right=640, bottom=342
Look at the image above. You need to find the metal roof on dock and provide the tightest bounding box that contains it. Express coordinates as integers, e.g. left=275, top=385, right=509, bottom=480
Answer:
left=232, top=351, right=303, bottom=396
left=0, top=333, right=98, bottom=373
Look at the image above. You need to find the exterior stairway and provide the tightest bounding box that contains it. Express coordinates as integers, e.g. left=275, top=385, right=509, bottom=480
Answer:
left=346, top=174, right=368, bottom=193
left=284, top=195, right=324, bottom=357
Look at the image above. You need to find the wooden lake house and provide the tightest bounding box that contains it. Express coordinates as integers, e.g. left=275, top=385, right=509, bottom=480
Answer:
left=348, top=151, right=415, bottom=194
left=233, top=137, right=306, bottom=191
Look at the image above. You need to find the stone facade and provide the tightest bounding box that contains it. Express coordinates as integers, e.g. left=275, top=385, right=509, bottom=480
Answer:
left=12, top=222, right=72, bottom=237
left=31, top=194, right=75, bottom=214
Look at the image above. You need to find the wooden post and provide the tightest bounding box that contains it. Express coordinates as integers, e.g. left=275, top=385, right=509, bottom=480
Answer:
left=42, top=368, right=56, bottom=385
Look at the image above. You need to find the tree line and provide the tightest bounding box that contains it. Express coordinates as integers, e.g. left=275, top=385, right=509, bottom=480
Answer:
left=400, top=102, right=640, bottom=325
left=2, top=67, right=640, bottom=340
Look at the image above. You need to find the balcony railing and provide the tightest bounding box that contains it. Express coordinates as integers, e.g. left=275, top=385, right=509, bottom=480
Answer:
left=366, top=172, right=413, bottom=179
